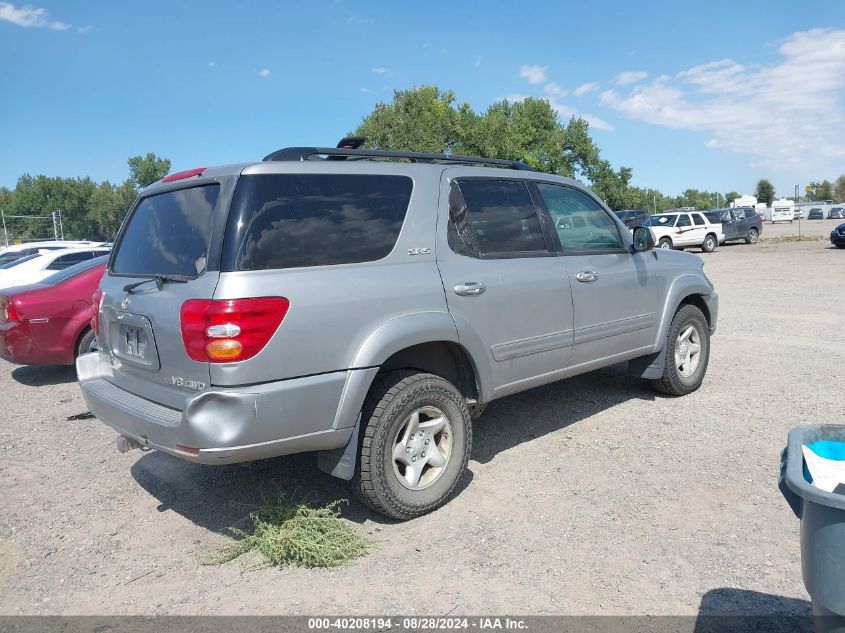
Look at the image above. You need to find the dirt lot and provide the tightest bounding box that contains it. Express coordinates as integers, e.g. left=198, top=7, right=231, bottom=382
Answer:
left=1, top=238, right=844, bottom=616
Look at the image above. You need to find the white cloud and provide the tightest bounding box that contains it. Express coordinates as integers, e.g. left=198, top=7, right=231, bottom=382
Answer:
left=520, top=64, right=547, bottom=84
left=599, top=28, right=845, bottom=174
left=614, top=71, right=648, bottom=85
left=208, top=61, right=216, bottom=68
left=77, top=24, right=92, bottom=33
left=544, top=82, right=567, bottom=97
left=370, top=66, right=387, bottom=74
left=0, top=2, right=70, bottom=30
left=573, top=82, right=599, bottom=96
left=360, top=87, right=371, bottom=93
left=474, top=57, right=482, bottom=67
left=259, top=68, right=270, bottom=77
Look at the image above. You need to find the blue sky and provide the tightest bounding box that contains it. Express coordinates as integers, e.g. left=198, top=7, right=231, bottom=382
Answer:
left=1, top=0, right=844, bottom=198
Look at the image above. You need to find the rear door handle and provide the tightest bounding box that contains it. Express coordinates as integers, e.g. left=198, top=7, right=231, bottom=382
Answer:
left=454, top=282, right=486, bottom=296
left=575, top=270, right=599, bottom=283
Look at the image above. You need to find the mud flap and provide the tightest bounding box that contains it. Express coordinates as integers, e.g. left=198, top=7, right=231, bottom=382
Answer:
left=628, top=348, right=666, bottom=380
left=317, top=413, right=361, bottom=480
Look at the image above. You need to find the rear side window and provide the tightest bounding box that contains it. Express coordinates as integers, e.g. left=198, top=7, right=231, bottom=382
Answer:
left=46, top=251, right=99, bottom=270
left=112, top=185, right=219, bottom=278
left=449, top=179, right=546, bottom=257
left=693, top=214, right=706, bottom=226
left=223, top=174, right=412, bottom=271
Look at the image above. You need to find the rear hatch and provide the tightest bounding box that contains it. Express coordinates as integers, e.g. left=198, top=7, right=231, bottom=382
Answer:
left=98, top=181, right=225, bottom=409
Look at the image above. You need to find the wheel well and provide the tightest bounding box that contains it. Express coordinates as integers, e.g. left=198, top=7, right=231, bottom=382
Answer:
left=678, top=295, right=711, bottom=329
left=379, top=342, right=480, bottom=402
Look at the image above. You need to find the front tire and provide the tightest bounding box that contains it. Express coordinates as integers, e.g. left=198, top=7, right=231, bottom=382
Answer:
left=649, top=305, right=710, bottom=396
left=352, top=371, right=471, bottom=520
left=701, top=234, right=717, bottom=253
left=658, top=237, right=673, bottom=250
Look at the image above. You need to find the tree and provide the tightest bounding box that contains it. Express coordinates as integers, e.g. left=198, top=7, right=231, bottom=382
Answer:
left=353, top=85, right=622, bottom=201
left=127, top=153, right=171, bottom=189
left=755, top=179, right=775, bottom=206
left=834, top=175, right=845, bottom=202
left=806, top=180, right=833, bottom=201
left=724, top=191, right=740, bottom=205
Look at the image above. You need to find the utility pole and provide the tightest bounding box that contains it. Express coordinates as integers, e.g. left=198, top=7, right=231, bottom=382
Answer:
left=1, top=211, right=7, bottom=247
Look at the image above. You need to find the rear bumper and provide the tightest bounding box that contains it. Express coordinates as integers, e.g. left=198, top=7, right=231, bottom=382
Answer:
left=76, top=352, right=356, bottom=464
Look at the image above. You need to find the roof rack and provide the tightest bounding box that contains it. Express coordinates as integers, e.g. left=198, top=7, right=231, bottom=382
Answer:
left=261, top=146, right=535, bottom=171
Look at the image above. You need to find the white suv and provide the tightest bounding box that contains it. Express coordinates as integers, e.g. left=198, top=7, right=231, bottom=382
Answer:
left=644, top=211, right=724, bottom=253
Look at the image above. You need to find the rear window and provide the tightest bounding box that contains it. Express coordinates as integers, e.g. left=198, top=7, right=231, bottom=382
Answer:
left=42, top=256, right=108, bottom=285
left=222, top=174, right=413, bottom=271
left=112, top=185, right=219, bottom=278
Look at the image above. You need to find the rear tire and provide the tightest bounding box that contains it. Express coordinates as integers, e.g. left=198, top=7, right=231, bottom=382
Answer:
left=701, top=234, right=717, bottom=253
left=649, top=305, right=710, bottom=397
left=352, top=371, right=471, bottom=520
left=658, top=237, right=673, bottom=250
left=76, top=328, right=98, bottom=358
left=745, top=227, right=759, bottom=244
left=837, top=244, right=845, bottom=249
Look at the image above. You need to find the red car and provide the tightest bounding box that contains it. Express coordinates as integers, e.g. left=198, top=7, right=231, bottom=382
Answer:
left=0, top=256, right=107, bottom=365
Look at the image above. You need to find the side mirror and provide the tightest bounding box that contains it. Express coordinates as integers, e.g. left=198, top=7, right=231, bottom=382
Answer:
left=631, top=226, right=654, bottom=253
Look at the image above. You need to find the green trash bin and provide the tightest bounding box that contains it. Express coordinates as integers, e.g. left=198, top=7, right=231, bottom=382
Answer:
left=780, top=425, right=845, bottom=632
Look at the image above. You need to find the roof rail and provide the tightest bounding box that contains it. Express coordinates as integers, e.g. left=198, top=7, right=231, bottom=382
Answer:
left=261, top=146, right=535, bottom=171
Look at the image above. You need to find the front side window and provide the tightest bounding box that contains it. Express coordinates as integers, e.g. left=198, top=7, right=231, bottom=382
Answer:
left=112, top=185, right=219, bottom=278
left=536, top=183, right=623, bottom=251
left=645, top=214, right=678, bottom=227
left=449, top=179, right=547, bottom=257
left=224, top=174, right=412, bottom=271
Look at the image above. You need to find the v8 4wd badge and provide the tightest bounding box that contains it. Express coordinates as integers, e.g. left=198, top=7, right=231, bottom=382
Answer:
left=169, top=376, right=206, bottom=391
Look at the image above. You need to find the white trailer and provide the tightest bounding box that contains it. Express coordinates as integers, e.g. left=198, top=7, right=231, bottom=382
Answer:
left=771, top=198, right=794, bottom=223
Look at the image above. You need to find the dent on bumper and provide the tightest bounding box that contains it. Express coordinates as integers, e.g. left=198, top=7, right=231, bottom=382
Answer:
left=76, top=352, right=354, bottom=464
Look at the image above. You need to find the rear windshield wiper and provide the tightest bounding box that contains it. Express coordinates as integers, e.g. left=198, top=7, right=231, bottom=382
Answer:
left=123, top=275, right=188, bottom=293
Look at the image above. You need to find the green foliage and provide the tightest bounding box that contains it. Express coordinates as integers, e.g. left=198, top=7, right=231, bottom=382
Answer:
left=127, top=153, right=171, bottom=188
left=805, top=179, right=833, bottom=201
left=833, top=175, right=845, bottom=202
left=353, top=86, right=626, bottom=199
left=204, top=492, right=368, bottom=569
left=0, top=154, right=171, bottom=242
left=755, top=179, right=775, bottom=206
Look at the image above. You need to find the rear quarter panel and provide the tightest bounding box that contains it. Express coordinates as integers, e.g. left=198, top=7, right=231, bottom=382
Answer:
left=210, top=163, right=452, bottom=387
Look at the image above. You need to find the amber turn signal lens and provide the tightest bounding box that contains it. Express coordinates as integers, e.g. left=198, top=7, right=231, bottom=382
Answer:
left=205, top=338, right=243, bottom=360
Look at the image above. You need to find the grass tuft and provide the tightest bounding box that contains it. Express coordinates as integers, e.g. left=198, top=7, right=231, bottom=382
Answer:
left=203, top=490, right=369, bottom=569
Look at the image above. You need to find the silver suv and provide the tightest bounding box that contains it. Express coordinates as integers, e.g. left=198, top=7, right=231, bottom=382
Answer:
left=77, top=144, right=718, bottom=519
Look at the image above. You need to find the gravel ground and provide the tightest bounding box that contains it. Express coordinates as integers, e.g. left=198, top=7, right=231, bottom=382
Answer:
left=1, top=239, right=843, bottom=616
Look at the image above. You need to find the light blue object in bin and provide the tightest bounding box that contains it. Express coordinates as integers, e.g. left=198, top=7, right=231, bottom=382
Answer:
left=804, top=440, right=845, bottom=484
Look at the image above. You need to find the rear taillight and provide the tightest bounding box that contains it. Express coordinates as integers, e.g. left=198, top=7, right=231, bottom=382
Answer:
left=180, top=297, right=289, bottom=363
left=2, top=300, right=19, bottom=322
left=91, top=289, right=104, bottom=334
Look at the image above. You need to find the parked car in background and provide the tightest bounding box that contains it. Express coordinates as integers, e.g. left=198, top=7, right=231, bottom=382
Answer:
left=830, top=208, right=845, bottom=220
left=0, top=256, right=107, bottom=365
left=794, top=208, right=805, bottom=220
left=0, top=241, right=105, bottom=266
left=831, top=223, right=845, bottom=249
left=77, top=144, right=718, bottom=520
left=807, top=208, right=824, bottom=220
left=0, top=247, right=109, bottom=290
left=644, top=211, right=724, bottom=252
left=704, top=207, right=762, bottom=244
left=614, top=209, right=649, bottom=228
